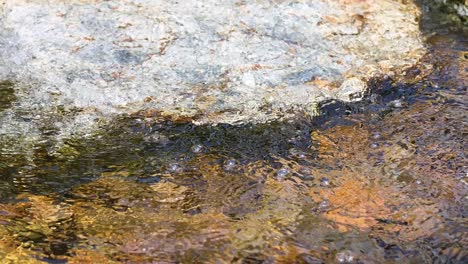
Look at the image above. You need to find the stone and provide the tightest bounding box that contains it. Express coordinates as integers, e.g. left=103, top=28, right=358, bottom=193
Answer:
left=0, top=0, right=425, bottom=140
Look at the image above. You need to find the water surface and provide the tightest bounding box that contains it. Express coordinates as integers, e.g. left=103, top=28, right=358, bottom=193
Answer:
left=0, top=4, right=467, bottom=264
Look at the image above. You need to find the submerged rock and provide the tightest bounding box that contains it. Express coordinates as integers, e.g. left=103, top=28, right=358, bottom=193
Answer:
left=0, top=0, right=425, bottom=139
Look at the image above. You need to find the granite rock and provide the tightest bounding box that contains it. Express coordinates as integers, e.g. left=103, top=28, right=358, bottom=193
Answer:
left=0, top=0, right=425, bottom=138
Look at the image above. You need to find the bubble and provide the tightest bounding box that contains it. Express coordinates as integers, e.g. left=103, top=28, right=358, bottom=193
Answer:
left=320, top=177, right=330, bottom=187
left=167, top=163, right=183, bottom=173
left=289, top=148, right=307, bottom=159
left=296, top=152, right=306, bottom=159
left=370, top=142, right=379, bottom=149
left=318, top=200, right=330, bottom=211
left=371, top=132, right=382, bottom=140
left=415, top=179, right=422, bottom=185
left=223, top=159, right=237, bottom=171
left=336, top=250, right=356, bottom=263
left=191, top=144, right=204, bottom=153
left=275, top=168, right=290, bottom=181
left=389, top=99, right=404, bottom=108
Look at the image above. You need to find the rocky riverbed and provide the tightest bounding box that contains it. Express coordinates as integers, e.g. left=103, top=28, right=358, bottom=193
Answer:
left=0, top=0, right=466, bottom=263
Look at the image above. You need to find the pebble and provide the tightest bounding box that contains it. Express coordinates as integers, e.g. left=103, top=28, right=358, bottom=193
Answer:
left=370, top=142, right=379, bottom=149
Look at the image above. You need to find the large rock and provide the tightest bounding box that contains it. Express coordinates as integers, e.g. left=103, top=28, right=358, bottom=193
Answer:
left=0, top=0, right=425, bottom=138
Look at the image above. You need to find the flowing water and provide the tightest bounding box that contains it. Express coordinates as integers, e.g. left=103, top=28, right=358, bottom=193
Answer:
left=0, top=3, right=467, bottom=264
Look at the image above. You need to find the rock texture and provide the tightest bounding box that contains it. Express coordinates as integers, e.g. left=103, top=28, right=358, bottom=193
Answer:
left=0, top=0, right=425, bottom=137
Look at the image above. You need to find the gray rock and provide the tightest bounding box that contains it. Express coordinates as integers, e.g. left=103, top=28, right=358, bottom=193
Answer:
left=0, top=0, right=425, bottom=140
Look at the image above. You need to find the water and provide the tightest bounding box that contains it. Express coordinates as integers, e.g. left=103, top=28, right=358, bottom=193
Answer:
left=0, top=3, right=467, bottom=264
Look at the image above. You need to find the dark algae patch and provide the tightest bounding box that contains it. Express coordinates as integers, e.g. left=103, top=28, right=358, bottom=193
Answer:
left=0, top=3, right=467, bottom=264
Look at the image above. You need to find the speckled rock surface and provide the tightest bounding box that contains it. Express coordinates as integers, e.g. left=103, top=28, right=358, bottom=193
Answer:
left=0, top=0, right=425, bottom=138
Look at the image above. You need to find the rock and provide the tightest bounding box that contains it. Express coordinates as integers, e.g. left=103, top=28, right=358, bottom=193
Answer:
left=0, top=0, right=425, bottom=139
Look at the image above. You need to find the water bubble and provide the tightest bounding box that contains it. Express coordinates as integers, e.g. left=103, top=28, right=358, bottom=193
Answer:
left=317, top=199, right=330, bottom=212
left=296, top=152, right=306, bottom=159
left=389, top=99, right=404, bottom=108
left=372, top=132, right=382, bottom=140
left=290, top=148, right=307, bottom=159
left=320, top=177, right=330, bottom=187
left=415, top=179, right=422, bottom=185
left=191, top=144, right=204, bottom=153
left=336, top=250, right=356, bottom=263
left=223, top=159, right=237, bottom=171
left=167, top=163, right=183, bottom=173
left=275, top=168, right=290, bottom=181
left=370, top=142, right=379, bottom=149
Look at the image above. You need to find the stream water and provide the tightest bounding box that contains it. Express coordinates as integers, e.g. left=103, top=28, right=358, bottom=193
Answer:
left=0, top=2, right=466, bottom=264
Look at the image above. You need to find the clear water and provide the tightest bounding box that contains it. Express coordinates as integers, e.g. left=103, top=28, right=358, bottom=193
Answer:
left=0, top=3, right=466, bottom=263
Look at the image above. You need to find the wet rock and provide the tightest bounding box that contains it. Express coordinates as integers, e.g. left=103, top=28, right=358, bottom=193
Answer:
left=0, top=0, right=425, bottom=140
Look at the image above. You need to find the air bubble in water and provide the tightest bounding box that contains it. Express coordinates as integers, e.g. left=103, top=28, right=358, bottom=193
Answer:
left=275, top=168, right=290, bottom=181
left=191, top=144, right=204, bottom=153
left=223, top=159, right=237, bottom=171
left=320, top=177, right=330, bottom=187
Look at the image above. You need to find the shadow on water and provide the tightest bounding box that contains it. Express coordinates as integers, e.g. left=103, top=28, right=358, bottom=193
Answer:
left=0, top=81, right=16, bottom=112
left=0, top=1, right=467, bottom=263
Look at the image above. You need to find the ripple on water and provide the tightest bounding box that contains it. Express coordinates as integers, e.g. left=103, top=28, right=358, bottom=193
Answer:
left=0, top=30, right=466, bottom=263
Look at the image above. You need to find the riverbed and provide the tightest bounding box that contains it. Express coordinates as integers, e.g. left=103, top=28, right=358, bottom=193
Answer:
left=0, top=1, right=466, bottom=263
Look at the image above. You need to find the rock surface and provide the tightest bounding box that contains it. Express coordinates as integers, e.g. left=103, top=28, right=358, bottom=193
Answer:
left=0, top=0, right=425, bottom=138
